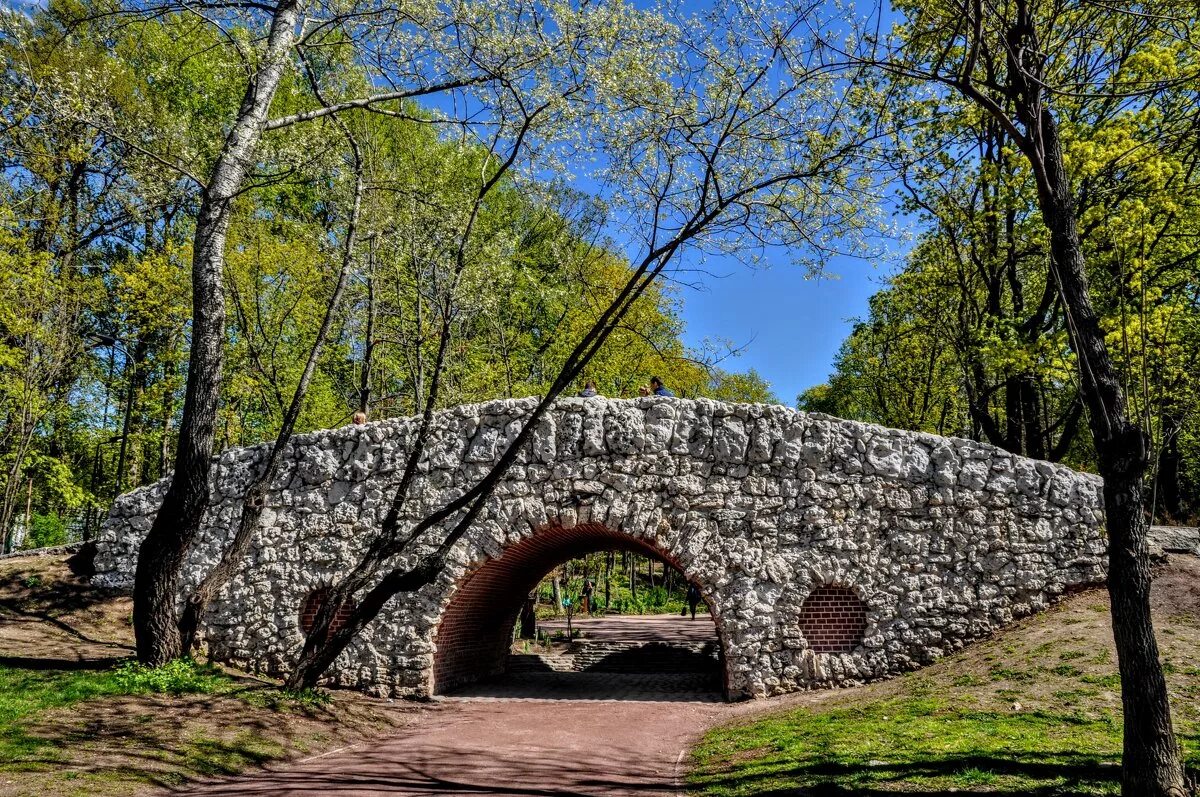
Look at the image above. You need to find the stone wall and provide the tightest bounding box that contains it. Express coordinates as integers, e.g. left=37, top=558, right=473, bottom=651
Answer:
left=94, top=397, right=1107, bottom=699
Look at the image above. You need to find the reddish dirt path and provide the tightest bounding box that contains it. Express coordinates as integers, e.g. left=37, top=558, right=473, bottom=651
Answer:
left=188, top=614, right=729, bottom=795
left=188, top=697, right=725, bottom=796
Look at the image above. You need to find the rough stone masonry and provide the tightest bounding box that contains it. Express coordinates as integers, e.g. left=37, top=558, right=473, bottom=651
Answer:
left=94, top=397, right=1107, bottom=699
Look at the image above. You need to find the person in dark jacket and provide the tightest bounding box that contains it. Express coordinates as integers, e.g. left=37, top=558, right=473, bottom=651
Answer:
left=686, top=582, right=702, bottom=619
left=649, top=376, right=674, bottom=397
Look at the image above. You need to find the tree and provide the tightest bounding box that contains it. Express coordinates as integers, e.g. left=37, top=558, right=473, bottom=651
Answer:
left=178, top=91, right=367, bottom=651
left=99, top=0, right=581, bottom=666
left=856, top=2, right=1199, bottom=791
left=0, top=0, right=750, bottom=563
left=702, top=368, right=779, bottom=404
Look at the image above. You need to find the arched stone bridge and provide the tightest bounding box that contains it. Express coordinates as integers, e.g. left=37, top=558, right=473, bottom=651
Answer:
left=95, top=397, right=1106, bottom=699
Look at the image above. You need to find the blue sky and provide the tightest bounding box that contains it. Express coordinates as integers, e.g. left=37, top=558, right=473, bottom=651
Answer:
left=675, top=253, right=890, bottom=405
left=413, top=0, right=909, bottom=405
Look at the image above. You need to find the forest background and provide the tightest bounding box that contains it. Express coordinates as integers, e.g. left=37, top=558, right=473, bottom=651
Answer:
left=0, top=1, right=780, bottom=553
left=2, top=0, right=1197, bottom=557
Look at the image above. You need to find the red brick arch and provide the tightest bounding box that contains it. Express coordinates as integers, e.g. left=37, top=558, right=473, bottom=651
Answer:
left=431, top=522, right=721, bottom=694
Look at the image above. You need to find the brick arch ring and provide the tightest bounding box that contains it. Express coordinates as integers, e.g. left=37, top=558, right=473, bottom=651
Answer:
left=431, top=521, right=729, bottom=696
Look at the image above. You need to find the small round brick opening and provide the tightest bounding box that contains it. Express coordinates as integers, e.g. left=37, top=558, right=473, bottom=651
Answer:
left=299, top=587, right=356, bottom=637
left=798, top=585, right=867, bottom=653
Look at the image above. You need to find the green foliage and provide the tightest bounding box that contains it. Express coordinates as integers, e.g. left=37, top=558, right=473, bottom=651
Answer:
left=23, top=513, right=67, bottom=549
left=113, top=659, right=230, bottom=696
left=533, top=553, right=703, bottom=618
left=699, top=369, right=779, bottom=404
left=804, top=1, right=1200, bottom=517
left=0, top=1, right=773, bottom=545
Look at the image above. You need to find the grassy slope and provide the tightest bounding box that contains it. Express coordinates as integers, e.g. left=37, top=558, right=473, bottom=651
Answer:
left=0, top=555, right=417, bottom=797
left=691, top=557, right=1200, bottom=796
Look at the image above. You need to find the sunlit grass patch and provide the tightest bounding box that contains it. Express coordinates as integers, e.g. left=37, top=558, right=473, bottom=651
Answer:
left=690, top=696, right=1131, bottom=796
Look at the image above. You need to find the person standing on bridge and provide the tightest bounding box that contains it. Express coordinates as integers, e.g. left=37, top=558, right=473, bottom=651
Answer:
left=649, top=376, right=674, bottom=397
left=686, top=582, right=702, bottom=620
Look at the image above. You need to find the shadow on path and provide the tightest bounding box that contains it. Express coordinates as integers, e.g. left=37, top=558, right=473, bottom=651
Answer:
left=187, top=698, right=723, bottom=796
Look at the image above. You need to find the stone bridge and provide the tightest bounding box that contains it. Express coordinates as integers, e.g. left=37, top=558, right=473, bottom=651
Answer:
left=94, top=397, right=1107, bottom=700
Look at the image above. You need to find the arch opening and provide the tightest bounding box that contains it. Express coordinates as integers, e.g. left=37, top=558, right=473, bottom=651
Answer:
left=432, top=522, right=726, bottom=700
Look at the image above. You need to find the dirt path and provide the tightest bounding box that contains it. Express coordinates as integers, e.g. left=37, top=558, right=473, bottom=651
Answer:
left=187, top=697, right=725, bottom=796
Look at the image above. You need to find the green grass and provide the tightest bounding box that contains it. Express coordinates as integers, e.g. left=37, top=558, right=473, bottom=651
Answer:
left=0, top=659, right=235, bottom=764
left=178, top=733, right=284, bottom=777
left=0, top=658, right=339, bottom=796
left=690, top=696, right=1130, bottom=796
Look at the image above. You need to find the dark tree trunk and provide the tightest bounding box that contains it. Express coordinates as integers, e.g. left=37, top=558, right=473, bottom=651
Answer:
left=1003, top=374, right=1023, bottom=454
left=132, top=0, right=303, bottom=667
left=1029, top=105, right=1186, bottom=797
left=605, top=551, right=613, bottom=611
left=1155, top=415, right=1183, bottom=522
left=115, top=338, right=149, bottom=494
left=1019, top=379, right=1045, bottom=461
left=359, top=237, right=377, bottom=416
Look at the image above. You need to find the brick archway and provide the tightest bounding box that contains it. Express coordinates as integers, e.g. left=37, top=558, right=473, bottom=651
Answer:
left=431, top=522, right=724, bottom=695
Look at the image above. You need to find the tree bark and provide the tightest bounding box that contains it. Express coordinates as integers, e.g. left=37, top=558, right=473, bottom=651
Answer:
left=1154, top=415, right=1182, bottom=522
left=178, top=131, right=362, bottom=654
left=132, top=0, right=303, bottom=667
left=930, top=6, right=1190, bottom=788
left=115, top=337, right=148, bottom=494
left=605, top=551, right=612, bottom=611
left=359, top=236, right=377, bottom=417
left=1029, top=104, right=1186, bottom=797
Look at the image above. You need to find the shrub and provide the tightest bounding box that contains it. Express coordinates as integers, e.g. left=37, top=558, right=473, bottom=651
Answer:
left=114, top=659, right=229, bottom=695
left=23, top=512, right=67, bottom=549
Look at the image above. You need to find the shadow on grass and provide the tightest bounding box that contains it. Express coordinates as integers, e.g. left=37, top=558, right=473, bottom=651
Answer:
left=696, top=752, right=1120, bottom=796
left=0, top=561, right=135, bottom=652
left=2, top=688, right=319, bottom=793
left=0, top=654, right=128, bottom=671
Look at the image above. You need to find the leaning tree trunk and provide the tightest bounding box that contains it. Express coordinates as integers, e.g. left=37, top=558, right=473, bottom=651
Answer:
left=132, top=0, right=304, bottom=667
left=1033, top=106, right=1186, bottom=797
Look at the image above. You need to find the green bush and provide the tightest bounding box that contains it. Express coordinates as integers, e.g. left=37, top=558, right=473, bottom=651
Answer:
left=23, top=512, right=67, bottom=549
left=114, top=659, right=230, bottom=695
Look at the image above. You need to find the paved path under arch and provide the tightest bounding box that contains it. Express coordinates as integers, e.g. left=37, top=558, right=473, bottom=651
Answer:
left=186, top=615, right=733, bottom=796
left=535, top=613, right=718, bottom=643
left=188, top=697, right=726, bottom=796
